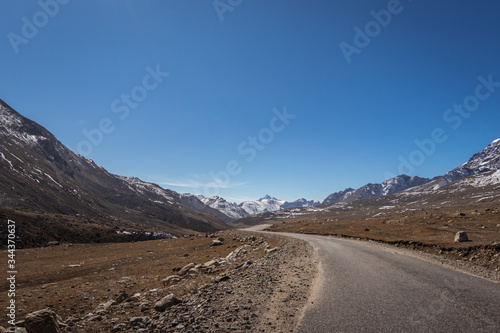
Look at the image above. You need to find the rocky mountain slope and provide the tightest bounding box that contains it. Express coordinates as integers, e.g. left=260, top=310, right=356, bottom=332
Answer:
left=408, top=139, right=500, bottom=192
left=0, top=99, right=227, bottom=246
left=323, top=174, right=432, bottom=204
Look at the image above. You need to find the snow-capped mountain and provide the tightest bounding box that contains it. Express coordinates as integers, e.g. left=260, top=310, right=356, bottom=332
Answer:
left=174, top=194, right=250, bottom=222
left=282, top=198, right=321, bottom=209
left=177, top=193, right=321, bottom=221
left=238, top=195, right=320, bottom=217
left=323, top=175, right=432, bottom=204
left=412, top=139, right=500, bottom=192
left=239, top=195, right=286, bottom=216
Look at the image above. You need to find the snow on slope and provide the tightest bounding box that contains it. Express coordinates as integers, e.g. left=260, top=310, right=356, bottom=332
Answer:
left=178, top=193, right=321, bottom=220
left=410, top=138, right=500, bottom=192
left=197, top=195, right=250, bottom=220
left=323, top=175, right=432, bottom=204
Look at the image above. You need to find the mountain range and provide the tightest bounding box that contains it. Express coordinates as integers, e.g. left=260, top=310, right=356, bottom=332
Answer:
left=175, top=193, right=320, bottom=222
left=1, top=98, right=499, bottom=246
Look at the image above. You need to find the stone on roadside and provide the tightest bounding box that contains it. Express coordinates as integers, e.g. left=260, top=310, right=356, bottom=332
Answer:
left=454, top=231, right=469, bottom=242
left=154, top=294, right=181, bottom=312
left=25, top=308, right=64, bottom=333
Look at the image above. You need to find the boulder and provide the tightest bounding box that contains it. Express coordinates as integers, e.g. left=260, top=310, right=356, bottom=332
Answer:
left=454, top=231, right=469, bottom=242
left=154, top=294, right=181, bottom=312
left=25, top=309, right=63, bottom=333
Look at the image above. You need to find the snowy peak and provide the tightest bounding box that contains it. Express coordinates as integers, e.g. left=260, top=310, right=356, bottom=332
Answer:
left=415, top=138, right=500, bottom=192
left=458, top=138, right=500, bottom=173
left=323, top=175, right=432, bottom=205
left=258, top=194, right=279, bottom=201
left=176, top=194, right=250, bottom=222
left=178, top=193, right=321, bottom=221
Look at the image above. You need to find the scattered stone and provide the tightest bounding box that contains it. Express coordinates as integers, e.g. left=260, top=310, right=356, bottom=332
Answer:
left=214, top=275, right=230, bottom=283
left=154, top=294, right=181, bottom=312
left=162, top=275, right=181, bottom=287
left=129, top=316, right=149, bottom=325
left=67, top=264, right=81, bottom=268
left=454, top=231, right=469, bottom=243
left=236, top=260, right=253, bottom=270
left=4, top=328, right=28, bottom=333
left=115, top=292, right=129, bottom=304
left=265, top=247, right=278, bottom=255
left=25, top=308, right=64, bottom=333
left=178, top=263, right=195, bottom=276
left=129, top=293, right=142, bottom=302
left=95, top=299, right=116, bottom=314
left=211, top=238, right=225, bottom=246
left=87, top=315, right=102, bottom=322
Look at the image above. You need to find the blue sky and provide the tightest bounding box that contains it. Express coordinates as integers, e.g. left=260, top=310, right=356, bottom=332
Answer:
left=1, top=0, right=500, bottom=203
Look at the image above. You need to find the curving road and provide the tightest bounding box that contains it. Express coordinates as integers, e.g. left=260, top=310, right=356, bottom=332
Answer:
left=245, top=226, right=500, bottom=333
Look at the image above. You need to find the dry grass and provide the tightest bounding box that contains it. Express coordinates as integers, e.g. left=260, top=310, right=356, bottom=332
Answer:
left=0, top=232, right=248, bottom=327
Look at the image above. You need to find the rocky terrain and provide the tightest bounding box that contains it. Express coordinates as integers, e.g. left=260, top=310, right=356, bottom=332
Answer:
left=0, top=230, right=316, bottom=332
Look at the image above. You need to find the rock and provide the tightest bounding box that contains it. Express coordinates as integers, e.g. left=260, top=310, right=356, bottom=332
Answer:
left=213, top=275, right=230, bottom=283
left=129, top=316, right=150, bottom=325
left=162, top=275, right=182, bottom=286
left=154, top=294, right=181, bottom=312
left=47, top=241, right=59, bottom=247
left=211, top=237, right=225, bottom=246
left=87, top=315, right=102, bottom=322
left=4, top=328, right=28, bottom=333
left=129, top=293, right=142, bottom=302
left=111, top=323, right=127, bottom=332
left=454, top=231, right=469, bottom=242
left=265, top=247, right=278, bottom=255
left=115, top=292, right=128, bottom=304
left=178, top=263, right=195, bottom=276
left=25, top=309, right=64, bottom=333
left=203, top=257, right=228, bottom=269
left=236, top=260, right=253, bottom=270
left=95, top=299, right=116, bottom=314
left=226, top=245, right=251, bottom=263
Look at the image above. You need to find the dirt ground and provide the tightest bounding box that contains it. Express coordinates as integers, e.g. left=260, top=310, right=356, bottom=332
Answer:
left=0, top=230, right=316, bottom=332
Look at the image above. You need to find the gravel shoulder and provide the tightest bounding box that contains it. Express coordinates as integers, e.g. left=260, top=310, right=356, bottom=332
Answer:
left=153, top=231, right=318, bottom=333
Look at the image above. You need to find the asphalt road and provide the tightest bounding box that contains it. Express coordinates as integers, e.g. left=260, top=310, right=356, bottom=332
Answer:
left=245, top=226, right=500, bottom=333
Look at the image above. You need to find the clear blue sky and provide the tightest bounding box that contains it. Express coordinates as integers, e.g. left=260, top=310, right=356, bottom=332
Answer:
left=1, top=0, right=499, bottom=203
